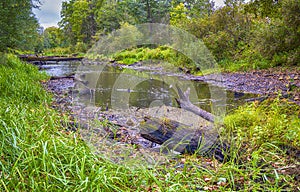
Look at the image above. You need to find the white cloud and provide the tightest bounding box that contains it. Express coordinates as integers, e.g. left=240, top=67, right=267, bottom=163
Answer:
left=214, top=0, right=225, bottom=8
left=33, top=0, right=63, bottom=28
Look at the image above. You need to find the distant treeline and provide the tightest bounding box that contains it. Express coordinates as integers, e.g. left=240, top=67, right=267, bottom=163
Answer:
left=1, top=0, right=299, bottom=68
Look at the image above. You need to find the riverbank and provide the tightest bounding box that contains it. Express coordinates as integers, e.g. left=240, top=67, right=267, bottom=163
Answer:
left=44, top=61, right=300, bottom=190
left=201, top=66, right=300, bottom=105
left=195, top=65, right=299, bottom=105
left=1, top=54, right=299, bottom=191
left=43, top=62, right=300, bottom=160
left=44, top=62, right=300, bottom=150
left=44, top=62, right=300, bottom=191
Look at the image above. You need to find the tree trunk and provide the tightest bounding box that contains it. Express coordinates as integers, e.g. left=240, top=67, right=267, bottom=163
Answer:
left=140, top=117, right=229, bottom=161
left=139, top=86, right=229, bottom=161
left=175, top=85, right=214, bottom=122
left=19, top=55, right=83, bottom=62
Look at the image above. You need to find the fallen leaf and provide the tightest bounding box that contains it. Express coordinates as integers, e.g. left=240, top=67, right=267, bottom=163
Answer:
left=204, top=176, right=211, bottom=182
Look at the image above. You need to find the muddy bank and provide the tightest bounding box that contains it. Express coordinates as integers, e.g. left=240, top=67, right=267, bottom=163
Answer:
left=191, top=67, right=300, bottom=105
left=107, top=63, right=300, bottom=103
left=45, top=76, right=157, bottom=148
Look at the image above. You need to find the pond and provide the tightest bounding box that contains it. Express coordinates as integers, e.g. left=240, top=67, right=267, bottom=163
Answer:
left=40, top=61, right=258, bottom=114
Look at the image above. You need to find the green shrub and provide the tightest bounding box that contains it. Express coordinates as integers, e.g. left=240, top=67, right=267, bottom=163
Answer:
left=112, top=46, right=196, bottom=71
left=75, top=42, right=88, bottom=53
left=43, top=47, right=72, bottom=56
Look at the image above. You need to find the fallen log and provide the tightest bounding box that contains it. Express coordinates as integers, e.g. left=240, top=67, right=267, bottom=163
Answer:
left=138, top=86, right=230, bottom=161
left=50, top=74, right=75, bottom=80
left=19, top=55, right=83, bottom=62
left=140, top=116, right=229, bottom=161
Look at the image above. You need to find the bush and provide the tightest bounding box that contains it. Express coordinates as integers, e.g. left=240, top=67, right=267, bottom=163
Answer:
left=75, top=42, right=88, bottom=53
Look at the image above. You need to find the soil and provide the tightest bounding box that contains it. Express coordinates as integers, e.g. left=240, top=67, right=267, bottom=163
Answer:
left=191, top=67, right=300, bottom=105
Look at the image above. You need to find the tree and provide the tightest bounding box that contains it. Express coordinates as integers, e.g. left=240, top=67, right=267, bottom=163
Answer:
left=244, top=0, right=282, bottom=18
left=43, top=27, right=64, bottom=49
left=185, top=0, right=215, bottom=18
left=0, top=0, right=41, bottom=51
left=94, top=0, right=135, bottom=35
left=249, top=0, right=300, bottom=65
left=59, top=0, right=104, bottom=46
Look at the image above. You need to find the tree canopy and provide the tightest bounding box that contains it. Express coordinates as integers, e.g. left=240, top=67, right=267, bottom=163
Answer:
left=0, top=0, right=41, bottom=52
left=0, top=0, right=299, bottom=67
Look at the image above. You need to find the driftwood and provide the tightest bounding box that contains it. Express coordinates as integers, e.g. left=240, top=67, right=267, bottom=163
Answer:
left=140, top=117, right=228, bottom=161
left=140, top=117, right=212, bottom=152
left=175, top=85, right=214, bottom=122
left=50, top=74, right=75, bottom=80
left=19, top=55, right=83, bottom=62
left=139, top=86, right=229, bottom=161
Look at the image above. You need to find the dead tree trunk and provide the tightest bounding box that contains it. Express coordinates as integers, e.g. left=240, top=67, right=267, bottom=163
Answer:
left=19, top=55, right=83, bottom=62
left=175, top=85, right=214, bottom=122
left=140, top=117, right=229, bottom=161
left=139, top=86, right=229, bottom=161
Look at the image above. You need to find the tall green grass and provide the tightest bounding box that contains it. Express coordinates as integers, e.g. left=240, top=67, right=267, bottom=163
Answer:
left=0, top=54, right=299, bottom=191
left=112, top=46, right=275, bottom=73
left=113, top=46, right=197, bottom=71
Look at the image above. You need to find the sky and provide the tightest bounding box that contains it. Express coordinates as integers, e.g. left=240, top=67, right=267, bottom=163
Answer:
left=33, top=0, right=227, bottom=29
left=33, top=0, right=63, bottom=29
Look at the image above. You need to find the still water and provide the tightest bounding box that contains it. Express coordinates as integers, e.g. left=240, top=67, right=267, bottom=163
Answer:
left=39, top=61, right=80, bottom=77
left=41, top=61, right=257, bottom=113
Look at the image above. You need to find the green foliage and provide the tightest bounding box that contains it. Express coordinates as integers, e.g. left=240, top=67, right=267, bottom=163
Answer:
left=0, top=54, right=49, bottom=104
left=113, top=46, right=196, bottom=70
left=60, top=0, right=103, bottom=46
left=0, top=0, right=40, bottom=52
left=218, top=99, right=300, bottom=190
left=245, top=0, right=300, bottom=66
left=57, top=0, right=299, bottom=69
left=170, top=2, right=189, bottom=27
left=244, top=0, right=282, bottom=18
left=43, top=27, right=64, bottom=49
left=74, top=41, right=88, bottom=53
left=95, top=1, right=135, bottom=35
left=218, top=45, right=272, bottom=71
left=59, top=0, right=172, bottom=48
left=43, top=47, right=73, bottom=56
left=224, top=98, right=300, bottom=148
left=173, top=0, right=300, bottom=70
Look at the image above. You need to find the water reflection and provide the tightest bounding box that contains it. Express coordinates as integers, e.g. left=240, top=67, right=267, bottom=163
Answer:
left=41, top=61, right=257, bottom=113
left=39, top=61, right=80, bottom=77
left=78, top=65, right=257, bottom=113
